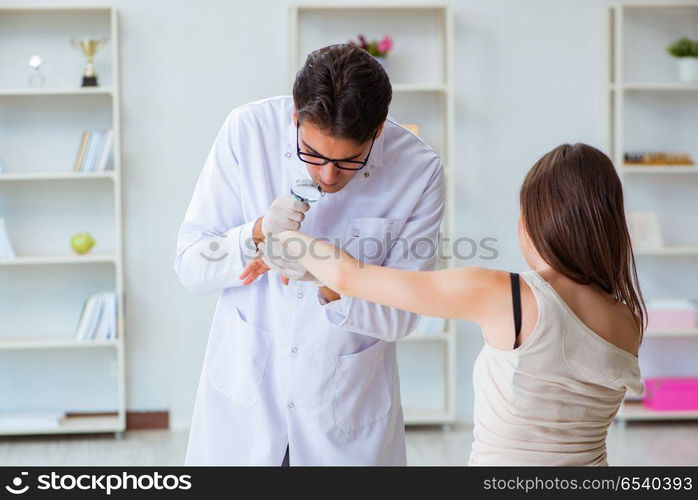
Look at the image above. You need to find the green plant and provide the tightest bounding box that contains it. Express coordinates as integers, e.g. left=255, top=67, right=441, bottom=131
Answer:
left=667, top=37, right=698, bottom=58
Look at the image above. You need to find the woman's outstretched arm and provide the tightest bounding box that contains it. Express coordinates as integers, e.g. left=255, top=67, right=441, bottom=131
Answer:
left=278, top=230, right=507, bottom=323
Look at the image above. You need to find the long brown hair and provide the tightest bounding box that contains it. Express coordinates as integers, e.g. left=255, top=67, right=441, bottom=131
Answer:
left=520, top=143, right=646, bottom=341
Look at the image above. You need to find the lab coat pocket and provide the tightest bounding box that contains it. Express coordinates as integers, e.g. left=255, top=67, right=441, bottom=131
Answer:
left=206, top=306, right=272, bottom=410
left=333, top=340, right=391, bottom=432
left=343, top=217, right=398, bottom=265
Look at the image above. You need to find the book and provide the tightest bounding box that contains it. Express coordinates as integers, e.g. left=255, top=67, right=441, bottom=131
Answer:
left=74, top=291, right=117, bottom=341
left=0, top=218, right=16, bottom=260
left=75, top=129, right=115, bottom=172
left=85, top=130, right=102, bottom=172
left=102, top=292, right=117, bottom=339
left=74, top=294, right=103, bottom=341
left=96, top=129, right=114, bottom=171
left=93, top=130, right=106, bottom=171
left=73, top=130, right=90, bottom=171
left=0, top=411, right=66, bottom=432
left=77, top=131, right=95, bottom=172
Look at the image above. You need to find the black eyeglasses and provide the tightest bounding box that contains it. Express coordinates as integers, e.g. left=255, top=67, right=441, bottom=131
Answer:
left=296, top=123, right=377, bottom=171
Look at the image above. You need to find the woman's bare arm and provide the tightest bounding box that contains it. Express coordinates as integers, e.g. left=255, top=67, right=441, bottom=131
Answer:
left=278, top=230, right=507, bottom=323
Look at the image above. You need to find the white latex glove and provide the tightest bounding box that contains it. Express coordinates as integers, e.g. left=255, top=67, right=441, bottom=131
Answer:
left=261, top=196, right=310, bottom=236
left=257, top=237, right=321, bottom=285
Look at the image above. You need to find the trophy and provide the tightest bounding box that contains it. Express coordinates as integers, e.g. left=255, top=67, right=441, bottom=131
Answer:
left=27, top=54, right=45, bottom=87
left=70, top=38, right=108, bottom=87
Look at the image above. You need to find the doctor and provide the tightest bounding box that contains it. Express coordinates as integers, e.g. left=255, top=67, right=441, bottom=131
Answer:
left=174, top=44, right=445, bottom=466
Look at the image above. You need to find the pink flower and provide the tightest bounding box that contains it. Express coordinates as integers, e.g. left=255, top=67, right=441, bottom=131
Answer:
left=358, top=34, right=369, bottom=50
left=377, top=35, right=393, bottom=54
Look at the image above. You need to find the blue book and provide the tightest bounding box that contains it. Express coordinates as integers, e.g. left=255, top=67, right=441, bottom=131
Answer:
left=88, top=130, right=105, bottom=172
left=96, top=129, right=114, bottom=171
left=83, top=130, right=99, bottom=172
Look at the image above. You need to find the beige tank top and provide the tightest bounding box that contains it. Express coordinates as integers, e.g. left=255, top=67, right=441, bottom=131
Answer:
left=469, top=270, right=643, bottom=466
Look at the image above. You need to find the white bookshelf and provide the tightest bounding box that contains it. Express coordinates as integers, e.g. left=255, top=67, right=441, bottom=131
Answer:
left=622, top=165, right=698, bottom=174
left=0, top=6, right=125, bottom=436
left=609, top=2, right=698, bottom=423
left=0, top=87, right=114, bottom=96
left=0, top=254, right=117, bottom=266
left=0, top=171, right=116, bottom=181
left=645, top=328, right=698, bottom=338
left=0, top=337, right=119, bottom=351
left=618, top=400, right=698, bottom=421
left=634, top=245, right=698, bottom=256
left=289, top=4, right=456, bottom=426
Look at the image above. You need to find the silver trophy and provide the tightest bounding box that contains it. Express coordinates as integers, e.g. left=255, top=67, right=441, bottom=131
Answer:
left=27, top=54, right=45, bottom=87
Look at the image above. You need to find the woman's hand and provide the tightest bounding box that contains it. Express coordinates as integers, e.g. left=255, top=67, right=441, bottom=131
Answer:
left=239, top=231, right=314, bottom=286
left=238, top=258, right=274, bottom=285
left=278, top=230, right=352, bottom=293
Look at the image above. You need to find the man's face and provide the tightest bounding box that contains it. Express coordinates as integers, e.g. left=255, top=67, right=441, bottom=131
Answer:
left=295, top=115, right=380, bottom=194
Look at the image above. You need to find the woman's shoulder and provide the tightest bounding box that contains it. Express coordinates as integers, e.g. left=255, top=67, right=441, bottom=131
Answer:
left=541, top=271, right=641, bottom=357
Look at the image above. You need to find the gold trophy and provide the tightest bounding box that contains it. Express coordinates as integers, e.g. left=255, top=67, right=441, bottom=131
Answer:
left=71, top=38, right=108, bottom=87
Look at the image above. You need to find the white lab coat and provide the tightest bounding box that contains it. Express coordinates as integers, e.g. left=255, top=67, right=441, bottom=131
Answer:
left=175, top=96, right=445, bottom=465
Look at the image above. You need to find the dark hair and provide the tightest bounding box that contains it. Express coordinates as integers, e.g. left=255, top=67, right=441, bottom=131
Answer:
left=520, top=143, right=646, bottom=340
left=292, top=44, right=392, bottom=144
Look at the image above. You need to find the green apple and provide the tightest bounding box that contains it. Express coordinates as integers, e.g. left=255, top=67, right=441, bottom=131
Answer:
left=71, top=232, right=96, bottom=255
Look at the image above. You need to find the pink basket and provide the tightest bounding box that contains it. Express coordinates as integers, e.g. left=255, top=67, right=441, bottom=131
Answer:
left=643, top=378, right=698, bottom=411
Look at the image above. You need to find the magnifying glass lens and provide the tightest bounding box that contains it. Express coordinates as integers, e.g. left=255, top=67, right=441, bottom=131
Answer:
left=291, top=179, right=322, bottom=203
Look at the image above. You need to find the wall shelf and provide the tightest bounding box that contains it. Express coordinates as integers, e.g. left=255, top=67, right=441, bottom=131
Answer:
left=0, top=171, right=115, bottom=182
left=0, top=87, right=113, bottom=97
left=0, top=254, right=116, bottom=266
left=608, top=2, right=698, bottom=424
left=634, top=245, right=698, bottom=256
left=618, top=401, right=698, bottom=422
left=0, top=413, right=121, bottom=437
left=0, top=337, right=119, bottom=351
left=0, top=6, right=125, bottom=437
left=403, top=408, right=455, bottom=425
left=392, top=83, right=448, bottom=93
left=611, top=83, right=698, bottom=91
left=290, top=4, right=456, bottom=427
left=403, top=333, right=451, bottom=342
left=622, top=165, right=698, bottom=174
left=645, top=328, right=698, bottom=338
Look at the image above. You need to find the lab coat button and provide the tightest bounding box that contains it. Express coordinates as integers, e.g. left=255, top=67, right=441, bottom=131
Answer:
left=291, top=347, right=298, bottom=354
left=297, top=292, right=303, bottom=299
left=285, top=152, right=291, bottom=158
left=288, top=402, right=295, bottom=409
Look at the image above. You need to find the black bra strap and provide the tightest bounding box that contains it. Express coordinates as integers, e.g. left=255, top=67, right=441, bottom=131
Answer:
left=510, top=272, right=522, bottom=348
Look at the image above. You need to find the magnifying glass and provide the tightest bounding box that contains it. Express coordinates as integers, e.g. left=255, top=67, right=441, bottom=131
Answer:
left=290, top=178, right=323, bottom=204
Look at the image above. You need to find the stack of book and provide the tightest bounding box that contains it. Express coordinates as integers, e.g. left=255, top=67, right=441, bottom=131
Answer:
left=0, top=410, right=66, bottom=433
left=624, top=151, right=694, bottom=166
left=0, top=218, right=16, bottom=260
left=74, top=129, right=114, bottom=172
left=74, top=291, right=117, bottom=341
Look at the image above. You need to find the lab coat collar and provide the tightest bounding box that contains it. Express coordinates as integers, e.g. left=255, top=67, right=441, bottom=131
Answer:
left=285, top=119, right=385, bottom=169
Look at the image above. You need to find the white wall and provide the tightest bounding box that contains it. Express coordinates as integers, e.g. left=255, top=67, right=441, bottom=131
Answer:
left=2, top=0, right=691, bottom=427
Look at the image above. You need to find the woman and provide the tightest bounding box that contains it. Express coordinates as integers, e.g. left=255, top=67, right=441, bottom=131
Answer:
left=244, top=143, right=645, bottom=465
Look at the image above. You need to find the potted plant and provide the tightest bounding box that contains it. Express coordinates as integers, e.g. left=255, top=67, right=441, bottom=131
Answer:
left=348, top=34, right=393, bottom=69
left=667, top=37, right=698, bottom=82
